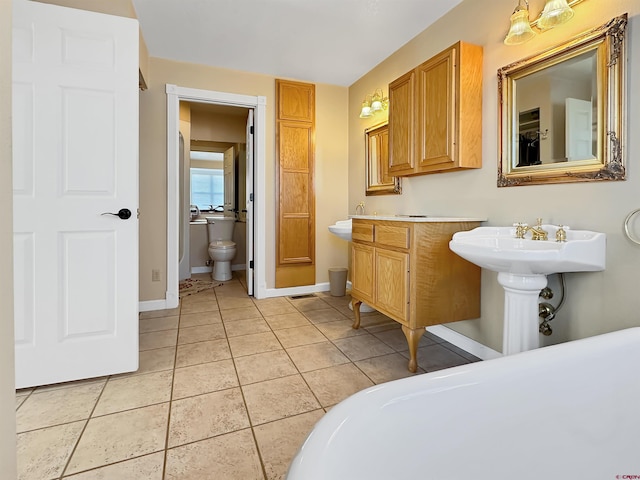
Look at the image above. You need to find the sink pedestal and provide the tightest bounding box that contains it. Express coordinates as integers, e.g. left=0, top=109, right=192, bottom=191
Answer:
left=498, top=272, right=547, bottom=355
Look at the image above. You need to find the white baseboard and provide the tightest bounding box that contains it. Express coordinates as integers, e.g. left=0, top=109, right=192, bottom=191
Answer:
left=426, top=325, right=502, bottom=361
left=139, top=298, right=171, bottom=312
left=191, top=266, right=211, bottom=274
left=262, top=280, right=352, bottom=299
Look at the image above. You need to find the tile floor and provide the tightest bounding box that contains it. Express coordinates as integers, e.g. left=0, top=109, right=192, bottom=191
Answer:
left=15, top=273, right=480, bottom=480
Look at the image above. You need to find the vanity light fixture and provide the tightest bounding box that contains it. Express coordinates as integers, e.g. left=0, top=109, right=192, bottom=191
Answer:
left=504, top=0, right=536, bottom=46
left=504, top=0, right=585, bottom=46
left=359, top=89, right=388, bottom=119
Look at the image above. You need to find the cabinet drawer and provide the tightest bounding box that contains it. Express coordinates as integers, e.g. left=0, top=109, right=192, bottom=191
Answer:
left=375, top=225, right=410, bottom=249
left=352, top=222, right=374, bottom=242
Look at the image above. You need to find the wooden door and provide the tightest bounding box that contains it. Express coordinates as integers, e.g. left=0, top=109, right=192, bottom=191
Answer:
left=351, top=243, right=375, bottom=305
left=388, top=70, right=415, bottom=175
left=12, top=1, right=139, bottom=388
left=416, top=47, right=455, bottom=170
left=275, top=80, right=315, bottom=287
left=375, top=249, right=409, bottom=322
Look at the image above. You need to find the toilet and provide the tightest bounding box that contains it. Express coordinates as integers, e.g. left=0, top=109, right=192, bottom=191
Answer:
left=206, top=217, right=237, bottom=281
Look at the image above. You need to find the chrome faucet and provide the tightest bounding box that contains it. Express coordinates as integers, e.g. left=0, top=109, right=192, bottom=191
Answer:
left=355, top=201, right=365, bottom=215
left=514, top=218, right=548, bottom=241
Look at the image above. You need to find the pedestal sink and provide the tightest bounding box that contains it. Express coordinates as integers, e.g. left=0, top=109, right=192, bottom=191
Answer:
left=449, top=225, right=606, bottom=355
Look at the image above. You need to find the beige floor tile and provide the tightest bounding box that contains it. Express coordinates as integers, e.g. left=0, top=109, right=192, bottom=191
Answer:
left=16, top=395, right=28, bottom=410
left=314, top=319, right=367, bottom=340
left=139, top=315, right=179, bottom=334
left=33, top=377, right=107, bottom=393
left=228, top=331, right=282, bottom=358
left=254, top=409, right=325, bottom=480
left=220, top=305, right=262, bottom=321
left=333, top=334, right=395, bottom=361
left=63, top=451, right=164, bottom=479
left=317, top=293, right=352, bottom=308
left=302, top=363, right=374, bottom=407
left=364, top=321, right=402, bottom=334
left=65, top=403, right=169, bottom=475
left=288, top=296, right=329, bottom=312
left=139, top=329, right=178, bottom=351
left=179, top=310, right=222, bottom=328
left=134, top=346, right=176, bottom=375
left=17, top=421, right=85, bottom=480
left=273, top=325, right=326, bottom=348
left=168, top=388, right=250, bottom=448
left=139, top=307, right=180, bottom=320
left=355, top=353, right=424, bottom=384
left=216, top=296, right=256, bottom=310
left=301, top=307, right=348, bottom=325
left=172, top=359, right=238, bottom=399
left=371, top=327, right=435, bottom=351
left=224, top=317, right=271, bottom=337
left=402, top=343, right=470, bottom=372
left=180, top=290, right=217, bottom=305
left=177, top=323, right=226, bottom=345
left=17, top=382, right=103, bottom=432
left=180, top=300, right=219, bottom=315
left=286, top=341, right=350, bottom=373
left=175, top=339, right=231, bottom=368
left=93, top=370, right=173, bottom=416
left=234, top=350, right=298, bottom=385
left=253, top=297, right=297, bottom=316
left=165, top=429, right=263, bottom=480
left=356, top=313, right=397, bottom=328
left=263, top=312, right=311, bottom=330
left=242, top=375, right=320, bottom=425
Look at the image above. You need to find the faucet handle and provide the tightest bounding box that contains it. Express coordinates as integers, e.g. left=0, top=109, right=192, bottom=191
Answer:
left=513, top=222, right=528, bottom=239
left=555, top=225, right=568, bottom=243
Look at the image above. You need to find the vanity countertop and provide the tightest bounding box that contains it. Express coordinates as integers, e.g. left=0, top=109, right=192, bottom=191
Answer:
left=349, top=215, right=487, bottom=223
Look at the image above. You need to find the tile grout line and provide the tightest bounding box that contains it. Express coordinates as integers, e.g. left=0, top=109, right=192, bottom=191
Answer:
left=57, top=376, right=110, bottom=479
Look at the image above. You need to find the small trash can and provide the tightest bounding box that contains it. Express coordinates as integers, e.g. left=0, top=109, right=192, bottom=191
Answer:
left=328, top=267, right=348, bottom=296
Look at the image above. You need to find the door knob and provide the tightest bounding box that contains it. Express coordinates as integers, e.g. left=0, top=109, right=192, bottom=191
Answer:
left=101, top=208, right=132, bottom=220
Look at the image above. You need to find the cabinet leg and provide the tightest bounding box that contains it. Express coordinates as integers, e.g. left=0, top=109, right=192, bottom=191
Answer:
left=352, top=300, right=362, bottom=330
left=401, top=325, right=425, bottom=373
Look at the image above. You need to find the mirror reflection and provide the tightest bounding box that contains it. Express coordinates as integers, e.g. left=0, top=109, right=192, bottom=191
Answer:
left=515, top=49, right=597, bottom=167
left=498, top=14, right=627, bottom=186
left=365, top=122, right=401, bottom=195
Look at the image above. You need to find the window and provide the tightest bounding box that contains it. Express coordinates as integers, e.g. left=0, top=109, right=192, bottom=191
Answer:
left=190, top=167, right=223, bottom=210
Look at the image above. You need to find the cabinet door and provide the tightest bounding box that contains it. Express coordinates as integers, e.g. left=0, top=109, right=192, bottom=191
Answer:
left=416, top=46, right=455, bottom=170
left=351, top=243, right=375, bottom=305
left=388, top=70, right=415, bottom=176
left=375, top=249, right=409, bottom=322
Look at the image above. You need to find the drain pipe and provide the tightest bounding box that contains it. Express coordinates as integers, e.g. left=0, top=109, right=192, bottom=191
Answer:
left=539, top=273, right=566, bottom=336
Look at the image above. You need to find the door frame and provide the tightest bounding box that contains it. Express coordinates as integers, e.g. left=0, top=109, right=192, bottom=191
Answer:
left=166, top=84, right=267, bottom=305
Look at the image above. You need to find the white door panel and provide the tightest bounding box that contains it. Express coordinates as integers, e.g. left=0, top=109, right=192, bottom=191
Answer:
left=246, top=110, right=254, bottom=295
left=12, top=1, right=139, bottom=388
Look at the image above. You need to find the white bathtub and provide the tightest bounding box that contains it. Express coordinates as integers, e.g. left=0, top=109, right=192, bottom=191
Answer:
left=287, top=328, right=640, bottom=480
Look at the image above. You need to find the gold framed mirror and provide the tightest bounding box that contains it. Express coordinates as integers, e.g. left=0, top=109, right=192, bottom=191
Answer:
left=365, top=122, right=401, bottom=195
left=498, top=14, right=627, bottom=187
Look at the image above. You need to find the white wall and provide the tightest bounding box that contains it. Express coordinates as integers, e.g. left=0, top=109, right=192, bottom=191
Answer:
left=0, top=0, right=17, bottom=475
left=349, top=0, right=640, bottom=352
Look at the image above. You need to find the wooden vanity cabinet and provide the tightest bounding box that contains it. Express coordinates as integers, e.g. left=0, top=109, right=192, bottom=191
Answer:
left=388, top=41, right=483, bottom=176
left=350, top=219, right=481, bottom=372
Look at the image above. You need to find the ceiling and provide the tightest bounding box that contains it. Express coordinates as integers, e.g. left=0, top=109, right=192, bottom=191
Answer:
left=131, top=0, right=463, bottom=87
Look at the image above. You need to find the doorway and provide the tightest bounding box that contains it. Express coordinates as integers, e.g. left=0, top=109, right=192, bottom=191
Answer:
left=166, top=85, right=267, bottom=305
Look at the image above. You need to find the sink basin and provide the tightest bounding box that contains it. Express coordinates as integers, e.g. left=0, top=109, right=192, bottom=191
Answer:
left=449, top=225, right=606, bottom=356
left=328, top=219, right=352, bottom=242
left=449, top=225, right=606, bottom=275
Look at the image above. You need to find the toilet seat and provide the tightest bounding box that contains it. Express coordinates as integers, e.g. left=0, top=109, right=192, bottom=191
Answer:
left=209, top=240, right=236, bottom=250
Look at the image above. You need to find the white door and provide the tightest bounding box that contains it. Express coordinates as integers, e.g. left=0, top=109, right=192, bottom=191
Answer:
left=223, top=146, right=235, bottom=218
left=565, top=97, right=595, bottom=161
left=245, top=110, right=255, bottom=295
left=12, top=1, right=139, bottom=388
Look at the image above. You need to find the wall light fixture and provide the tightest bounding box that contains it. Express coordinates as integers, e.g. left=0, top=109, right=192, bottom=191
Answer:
left=504, top=0, right=585, bottom=46
left=359, top=89, right=389, bottom=118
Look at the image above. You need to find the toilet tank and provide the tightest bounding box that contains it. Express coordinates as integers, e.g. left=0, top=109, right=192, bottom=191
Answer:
left=206, top=217, right=235, bottom=241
